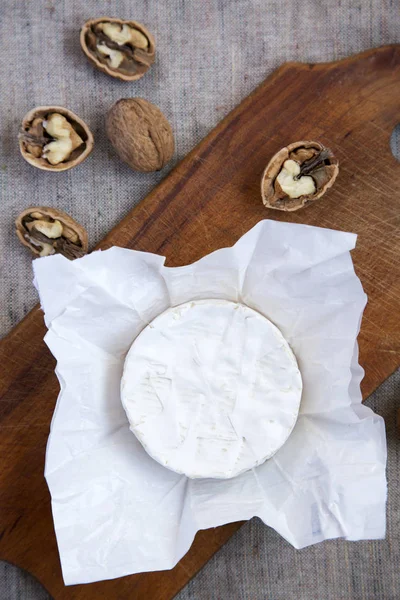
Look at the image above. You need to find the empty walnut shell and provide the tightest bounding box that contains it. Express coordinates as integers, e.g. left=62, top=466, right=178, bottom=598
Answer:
left=19, top=106, right=94, bottom=172
left=106, top=98, right=174, bottom=172
left=261, top=140, right=339, bottom=211
left=80, top=17, right=155, bottom=82
left=16, top=207, right=88, bottom=260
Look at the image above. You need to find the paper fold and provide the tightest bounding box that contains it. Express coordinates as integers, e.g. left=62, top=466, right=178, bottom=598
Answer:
left=33, top=220, right=387, bottom=585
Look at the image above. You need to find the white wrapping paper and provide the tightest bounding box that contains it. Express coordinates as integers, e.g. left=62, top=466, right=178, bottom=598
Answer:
left=33, top=220, right=387, bottom=585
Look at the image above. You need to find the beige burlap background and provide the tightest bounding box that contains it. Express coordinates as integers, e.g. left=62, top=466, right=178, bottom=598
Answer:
left=1, top=1, right=399, bottom=598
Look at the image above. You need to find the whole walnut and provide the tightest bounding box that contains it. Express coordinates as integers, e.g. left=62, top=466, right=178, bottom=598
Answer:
left=106, top=98, right=174, bottom=172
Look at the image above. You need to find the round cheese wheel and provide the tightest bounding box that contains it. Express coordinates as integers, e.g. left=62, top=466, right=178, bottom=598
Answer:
left=121, top=300, right=302, bottom=479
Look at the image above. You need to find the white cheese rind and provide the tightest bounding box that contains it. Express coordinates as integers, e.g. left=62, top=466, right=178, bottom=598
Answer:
left=121, top=300, right=302, bottom=479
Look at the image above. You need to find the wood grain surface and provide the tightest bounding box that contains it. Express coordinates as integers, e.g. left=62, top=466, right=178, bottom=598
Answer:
left=1, top=45, right=400, bottom=600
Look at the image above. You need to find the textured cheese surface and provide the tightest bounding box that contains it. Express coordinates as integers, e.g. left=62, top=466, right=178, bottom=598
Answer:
left=121, top=300, right=302, bottom=479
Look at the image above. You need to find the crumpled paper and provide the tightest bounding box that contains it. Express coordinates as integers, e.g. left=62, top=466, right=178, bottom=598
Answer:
left=33, top=220, right=387, bottom=585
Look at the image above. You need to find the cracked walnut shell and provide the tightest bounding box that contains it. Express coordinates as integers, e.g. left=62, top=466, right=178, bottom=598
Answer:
left=16, top=207, right=88, bottom=259
left=106, top=98, right=174, bottom=172
left=19, top=106, right=94, bottom=172
left=261, top=141, right=339, bottom=211
left=80, top=17, right=155, bottom=81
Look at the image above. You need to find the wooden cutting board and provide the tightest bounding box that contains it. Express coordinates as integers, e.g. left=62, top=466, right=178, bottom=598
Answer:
left=1, top=45, right=400, bottom=600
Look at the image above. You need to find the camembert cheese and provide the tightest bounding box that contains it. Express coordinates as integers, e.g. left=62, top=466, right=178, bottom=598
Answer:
left=121, top=300, right=302, bottom=479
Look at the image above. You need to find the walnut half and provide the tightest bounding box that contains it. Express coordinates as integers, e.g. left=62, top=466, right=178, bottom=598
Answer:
left=261, top=141, right=339, bottom=211
left=19, top=106, right=94, bottom=172
left=15, top=207, right=88, bottom=259
left=80, top=17, right=155, bottom=81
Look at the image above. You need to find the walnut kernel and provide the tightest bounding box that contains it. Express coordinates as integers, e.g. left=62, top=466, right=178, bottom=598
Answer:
left=19, top=106, right=94, bottom=172
left=261, top=141, right=339, bottom=211
left=80, top=18, right=155, bottom=81
left=16, top=207, right=88, bottom=260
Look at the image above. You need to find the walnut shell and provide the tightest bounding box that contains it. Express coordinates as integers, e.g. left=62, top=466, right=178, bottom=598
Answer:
left=19, top=106, right=94, bottom=172
left=261, top=140, right=339, bottom=211
left=16, top=207, right=88, bottom=259
left=80, top=17, right=155, bottom=82
left=106, top=98, right=174, bottom=172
